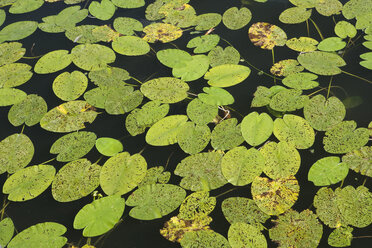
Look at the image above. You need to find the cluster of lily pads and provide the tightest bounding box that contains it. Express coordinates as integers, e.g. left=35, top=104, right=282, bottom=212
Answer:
left=0, top=0, right=371, bottom=247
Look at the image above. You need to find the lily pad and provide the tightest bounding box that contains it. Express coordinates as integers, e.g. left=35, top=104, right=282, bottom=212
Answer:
left=0, top=88, right=27, bottom=106
left=0, top=218, right=14, bottom=247
left=186, top=98, right=218, bottom=125
left=308, top=156, right=349, bottom=186
left=198, top=86, right=234, bottom=106
left=172, top=55, right=210, bottom=81
left=157, top=49, right=192, bottom=68
left=195, top=13, right=221, bottom=31
left=251, top=85, right=286, bottom=108
left=100, top=152, right=147, bottom=195
left=360, top=52, right=372, bottom=70
left=204, top=64, right=251, bottom=88
left=335, top=21, right=357, bottom=38
left=222, top=7, right=252, bottom=30
left=282, top=72, right=319, bottom=90
left=0, top=63, right=32, bottom=88
left=177, top=122, right=210, bottom=154
left=181, top=230, right=230, bottom=248
left=0, top=42, right=25, bottom=66
left=73, top=195, right=125, bottom=237
left=40, top=100, right=98, bottom=133
left=297, top=51, right=346, bottom=75
left=9, top=0, right=43, bottom=14
left=88, top=0, right=116, bottom=21
left=0, top=133, right=34, bottom=174
left=286, top=37, right=319, bottom=52
left=342, top=146, right=372, bottom=177
left=52, top=159, right=101, bottom=202
left=269, top=89, right=308, bottom=112
left=187, top=34, right=220, bottom=54
left=174, top=152, right=227, bottom=191
left=0, top=21, right=38, bottom=43
left=3, top=164, right=55, bottom=201
left=88, top=66, right=130, bottom=87
left=0, top=9, right=5, bottom=26
left=289, top=0, right=316, bottom=8
left=138, top=166, right=170, bottom=186
left=52, top=71, right=88, bottom=101
left=141, top=77, right=189, bottom=103
left=8, top=94, right=47, bottom=127
left=208, top=46, right=240, bottom=67
left=241, top=112, right=273, bottom=147
left=143, top=23, right=182, bottom=43
left=112, top=35, right=150, bottom=56
left=279, top=7, right=312, bottom=24
left=248, top=22, right=287, bottom=50
left=228, top=222, right=267, bottom=248
left=318, top=37, right=346, bottom=52
left=111, top=0, right=145, bottom=8
left=95, top=137, right=123, bottom=156
left=126, top=183, right=186, bottom=220
left=211, top=118, right=244, bottom=150
left=178, top=191, right=216, bottom=220
left=328, top=226, right=353, bottom=247
left=270, top=59, right=304, bottom=77
left=71, top=44, right=116, bottom=71
left=113, top=17, right=143, bottom=35
left=342, top=0, right=372, bottom=20
left=315, top=0, right=343, bottom=16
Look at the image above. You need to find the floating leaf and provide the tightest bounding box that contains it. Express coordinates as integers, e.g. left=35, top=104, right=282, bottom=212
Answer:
left=282, top=72, right=319, bottom=90
left=269, top=209, right=323, bottom=248
left=172, top=55, right=210, bottom=81
left=65, top=25, right=105, bottom=44
left=143, top=23, right=182, bottom=43
left=274, top=114, right=315, bottom=149
left=0, top=42, right=25, bottom=66
left=248, top=22, right=287, bottom=50
left=178, top=191, right=216, bottom=220
left=88, top=66, right=130, bottom=87
left=40, top=100, right=98, bottom=133
left=177, top=122, right=210, bottom=154
left=50, top=131, right=96, bottom=162
left=126, top=184, right=186, bottom=220
left=342, top=0, right=372, bottom=20
left=221, top=146, right=264, bottom=186
left=187, top=34, right=220, bottom=54
left=241, top=112, right=273, bottom=147
left=113, top=17, right=143, bottom=35
left=71, top=44, right=116, bottom=71
left=90, top=24, right=120, bottom=42
left=251, top=176, right=300, bottom=215
left=138, top=166, right=170, bottom=186
left=360, top=52, right=372, bottom=70
left=112, top=36, right=150, bottom=56
left=157, top=49, right=192, bottom=68
left=174, top=152, right=227, bottom=191
left=195, top=13, right=221, bottom=31
left=297, top=51, right=346, bottom=75
left=0, top=133, right=34, bottom=174
left=198, top=86, right=234, bottom=106
left=279, top=7, right=312, bottom=24
left=222, top=7, right=252, bottom=30
left=181, top=230, right=230, bottom=248
left=100, top=152, right=147, bottom=195
left=52, top=159, right=100, bottom=202
left=208, top=46, right=240, bottom=67
left=318, top=37, right=346, bottom=52
left=335, top=21, right=357, bottom=39
left=323, top=121, right=369, bottom=154
left=186, top=98, right=218, bottom=125
left=289, top=0, right=316, bottom=8
left=3, top=164, right=55, bottom=201
left=0, top=218, right=14, bottom=248
left=95, top=137, right=123, bottom=156
left=74, top=195, right=125, bottom=237
left=141, top=77, right=189, bottom=103
left=251, top=86, right=286, bottom=108
left=111, top=0, right=144, bottom=8
left=211, top=118, right=244, bottom=150
left=7, top=222, right=67, bottom=248
left=286, top=37, right=318, bottom=52
left=88, top=0, right=116, bottom=21
left=315, top=0, right=343, bottom=16
left=8, top=94, right=47, bottom=127
left=0, top=88, right=26, bottom=106
left=270, top=59, right=304, bottom=77
left=204, top=64, right=250, bottom=88
left=260, top=141, right=300, bottom=179
left=228, top=222, right=267, bottom=248
left=0, top=9, right=5, bottom=26
left=161, top=3, right=197, bottom=28
left=304, top=95, right=346, bottom=131
left=328, top=226, right=353, bottom=247
left=9, top=0, right=43, bottom=14
left=269, top=89, right=308, bottom=112
left=0, top=21, right=38, bottom=43
left=52, top=71, right=88, bottom=101
left=308, top=156, right=349, bottom=186
left=342, top=146, right=372, bottom=177
left=0, top=63, right=32, bottom=88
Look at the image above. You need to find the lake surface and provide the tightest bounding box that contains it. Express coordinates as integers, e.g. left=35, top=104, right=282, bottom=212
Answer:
left=0, top=0, right=371, bottom=247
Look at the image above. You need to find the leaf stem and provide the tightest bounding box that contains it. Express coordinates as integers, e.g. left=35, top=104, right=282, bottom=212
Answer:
left=40, top=157, right=56, bottom=165
left=0, top=199, right=9, bottom=221
left=353, top=236, right=372, bottom=239
left=225, top=106, right=244, bottom=118
left=21, top=124, right=25, bottom=134
left=341, top=70, right=372, bottom=84
left=164, top=151, right=174, bottom=171
left=326, top=76, right=334, bottom=99
left=94, top=156, right=103, bottom=165
left=362, top=177, right=367, bottom=186
left=215, top=187, right=237, bottom=198
left=271, top=48, right=276, bottom=84
left=130, top=76, right=143, bottom=84
left=306, top=19, right=310, bottom=37
left=340, top=178, right=345, bottom=188
left=309, top=18, right=324, bottom=40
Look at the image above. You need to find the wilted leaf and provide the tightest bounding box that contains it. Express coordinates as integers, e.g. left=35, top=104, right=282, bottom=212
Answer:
left=141, top=77, right=189, bottom=103
left=222, top=7, right=252, bottom=30
left=248, top=22, right=287, bottom=50
left=204, top=64, right=250, bottom=88
left=211, top=118, right=244, bottom=150
left=286, top=37, right=318, bottom=52
left=297, top=51, right=346, bottom=75
left=308, top=156, right=349, bottom=186
left=178, top=191, right=216, bottom=220
left=228, top=222, right=267, bottom=248
left=187, top=34, right=220, bottom=54
left=270, top=59, right=304, bottom=77
left=143, top=23, right=182, bottom=43
left=52, top=71, right=88, bottom=101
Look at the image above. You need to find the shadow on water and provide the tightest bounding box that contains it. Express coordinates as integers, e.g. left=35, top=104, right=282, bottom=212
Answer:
left=0, top=0, right=371, bottom=247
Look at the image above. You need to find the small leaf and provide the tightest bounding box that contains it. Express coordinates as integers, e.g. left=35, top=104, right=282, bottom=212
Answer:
left=112, top=36, right=150, bottom=56
left=328, top=226, right=353, bottom=247
left=178, top=191, right=216, bottom=220
left=0, top=63, right=32, bottom=88
left=248, top=22, right=287, bottom=50
left=286, top=37, right=318, bottom=52
left=279, top=7, right=312, bottom=24
left=308, top=156, right=349, bottom=186
left=282, top=72, right=319, bottom=90
left=241, top=111, right=273, bottom=147
left=204, top=64, right=250, bottom=88
left=177, top=122, right=210, bottom=155
left=95, top=137, right=123, bottom=156
left=211, top=118, right=244, bottom=151
left=198, top=86, right=234, bottom=106
left=335, top=21, right=357, bottom=39
left=186, top=98, right=218, bottom=125
left=318, top=37, right=346, bottom=52
left=138, top=166, right=170, bottom=186
left=187, top=34, right=220, bottom=54
left=52, top=71, right=88, bottom=101
left=71, top=44, right=116, bottom=71
left=208, top=46, right=240, bottom=67
left=222, top=7, right=252, bottom=30
left=181, top=230, right=230, bottom=248
left=141, top=77, right=189, bottom=103
left=88, top=0, right=116, bottom=21
left=34, top=50, right=72, bottom=74
left=0, top=218, right=14, bottom=247
left=342, top=146, right=372, bottom=177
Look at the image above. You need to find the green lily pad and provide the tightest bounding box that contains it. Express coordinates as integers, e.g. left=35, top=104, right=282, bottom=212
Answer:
left=297, top=51, right=346, bottom=75
left=174, top=152, right=227, bottom=191
left=3, top=164, right=55, bottom=201
left=195, top=13, right=221, bottom=31
left=270, top=59, right=304, bottom=77
left=315, top=0, right=343, bottom=16
left=113, top=17, right=143, bottom=35
left=177, top=122, right=210, bottom=154
left=204, top=64, right=251, bottom=88
left=304, top=95, right=346, bottom=131
left=141, top=77, right=189, bottom=103
left=9, top=0, right=43, bottom=14
left=100, top=152, right=147, bottom=195
left=126, top=183, right=186, bottom=220
left=342, top=146, right=372, bottom=177
left=222, top=7, right=252, bottom=30
left=95, top=137, right=123, bottom=156
left=8, top=94, right=47, bottom=127
left=208, top=46, right=240, bottom=67
left=251, top=86, right=286, bottom=107
left=286, top=37, right=319, bottom=52
left=335, top=21, right=357, bottom=38
left=7, top=222, right=67, bottom=248
left=186, top=98, right=218, bottom=125
left=187, top=34, right=220, bottom=54
left=50, top=131, right=97, bottom=162
left=360, top=52, right=372, bottom=70
left=289, top=0, right=316, bottom=8
left=178, top=191, right=216, bottom=220
left=0, top=63, right=32, bottom=88
left=318, top=37, right=346, bottom=52
left=323, top=121, right=369, bottom=154
left=0, top=9, right=5, bottom=26
left=248, top=22, right=287, bottom=50
left=172, top=55, right=210, bottom=81
left=88, top=66, right=130, bottom=87
left=328, top=226, right=353, bottom=247
left=279, top=7, right=312, bottom=24
left=71, top=44, right=116, bottom=71
left=52, top=71, right=88, bottom=101
left=198, top=86, right=235, bottom=106
left=111, top=0, right=145, bottom=8
left=157, top=49, right=192, bottom=68
left=260, top=141, right=300, bottom=179
left=274, top=114, right=315, bottom=149
left=211, top=118, right=244, bottom=150
left=308, top=156, right=349, bottom=186
left=0, top=88, right=27, bottom=106
left=342, top=0, right=372, bottom=20
left=228, top=222, right=267, bottom=248
left=52, top=159, right=100, bottom=202
left=269, top=89, right=308, bottom=112
left=161, top=2, right=197, bottom=28
left=88, top=0, right=116, bottom=21
left=269, top=209, right=323, bottom=248
left=138, top=166, right=170, bottom=186
left=221, top=146, right=264, bottom=186
left=0, top=218, right=14, bottom=248
left=251, top=176, right=300, bottom=215
left=143, top=22, right=183, bottom=43
left=0, top=133, right=34, bottom=174
left=241, top=112, right=273, bottom=147
left=0, top=42, right=25, bottom=66
left=40, top=100, right=98, bottom=133
left=282, top=72, right=319, bottom=90
left=65, top=25, right=109, bottom=44
left=125, top=101, right=169, bottom=136
left=73, top=195, right=125, bottom=237
left=181, top=230, right=230, bottom=248
left=356, top=12, right=372, bottom=30
left=0, top=21, right=38, bottom=43
left=112, top=35, right=150, bottom=56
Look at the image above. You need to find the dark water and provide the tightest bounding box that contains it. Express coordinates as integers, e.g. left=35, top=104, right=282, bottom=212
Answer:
left=0, top=0, right=371, bottom=247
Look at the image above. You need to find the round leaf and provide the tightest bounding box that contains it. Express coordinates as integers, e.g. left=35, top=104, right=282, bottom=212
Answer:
left=143, top=23, right=182, bottom=43
left=286, top=37, right=318, bottom=52
left=186, top=34, right=220, bottom=53
left=112, top=35, right=150, bottom=56
left=156, top=49, right=192, bottom=68
left=208, top=46, right=240, bottom=67
left=52, top=71, right=88, bottom=101
left=0, top=42, right=25, bottom=66
left=95, top=137, right=123, bottom=156
left=211, top=118, right=244, bottom=150
left=195, top=13, right=221, bottom=31
left=222, top=7, right=252, bottom=30
left=141, top=77, right=189, bottom=103
left=342, top=146, right=372, bottom=177
left=186, top=98, right=218, bottom=125
left=228, top=223, right=267, bottom=248
left=88, top=0, right=116, bottom=21
left=204, top=64, right=251, bottom=88
left=177, top=122, right=210, bottom=155
left=308, top=156, right=349, bottom=186
left=282, top=72, right=319, bottom=90
left=241, top=112, right=273, bottom=146
left=113, top=17, right=143, bottom=35
left=172, top=55, right=210, bottom=81
left=248, top=22, right=287, bottom=50
left=297, top=51, right=346, bottom=75
left=317, top=37, right=346, bottom=52
left=279, top=7, right=312, bottom=24
left=0, top=63, right=32, bottom=88
left=34, top=50, right=72, bottom=74
left=335, top=21, right=357, bottom=39
left=71, top=44, right=116, bottom=71
left=198, top=86, right=234, bottom=106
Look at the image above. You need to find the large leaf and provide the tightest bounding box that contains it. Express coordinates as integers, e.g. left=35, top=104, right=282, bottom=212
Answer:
left=195, top=13, right=221, bottom=31
left=318, top=37, right=346, bottom=52
left=228, top=222, right=267, bottom=248
left=100, top=152, right=147, bottom=195
left=126, top=184, right=186, bottom=220
left=157, top=49, right=192, bottom=68
left=208, top=46, right=240, bottom=67
left=52, top=71, right=88, bottom=101
left=141, top=77, right=189, bottom=103
left=9, top=0, right=43, bottom=14
left=172, top=55, right=210, bottom=81
left=0, top=218, right=14, bottom=248
left=204, top=64, right=250, bottom=87
left=286, top=37, right=318, bottom=52
left=88, top=0, right=116, bottom=21
left=222, top=7, right=252, bottom=30
left=198, top=87, right=234, bottom=106
left=113, top=17, right=143, bottom=35
left=342, top=146, right=372, bottom=177
left=73, top=195, right=125, bottom=237
left=297, top=51, right=346, bottom=75
left=71, top=44, right=116, bottom=71
left=0, top=21, right=38, bottom=43
left=211, top=118, right=244, bottom=150
left=248, top=22, right=287, bottom=50
left=315, top=0, right=342, bottom=16
left=0, top=63, right=32, bottom=88
left=308, top=156, right=349, bottom=186
left=282, top=72, right=319, bottom=90
left=269, top=89, right=308, bottom=112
